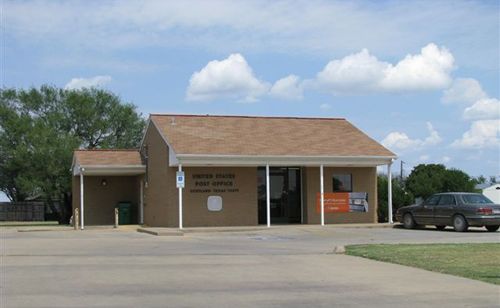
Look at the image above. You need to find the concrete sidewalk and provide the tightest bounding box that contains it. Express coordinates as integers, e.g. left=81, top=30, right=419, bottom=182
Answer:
left=137, top=223, right=394, bottom=236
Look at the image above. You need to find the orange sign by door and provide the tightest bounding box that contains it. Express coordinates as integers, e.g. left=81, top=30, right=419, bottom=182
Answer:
left=316, top=192, right=350, bottom=213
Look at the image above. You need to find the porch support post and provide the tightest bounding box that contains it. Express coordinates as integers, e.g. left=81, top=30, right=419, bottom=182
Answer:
left=178, top=164, right=183, bottom=229
left=388, top=161, right=393, bottom=224
left=266, top=164, right=271, bottom=228
left=139, top=179, right=144, bottom=225
left=79, top=168, right=85, bottom=230
left=320, top=164, right=325, bottom=226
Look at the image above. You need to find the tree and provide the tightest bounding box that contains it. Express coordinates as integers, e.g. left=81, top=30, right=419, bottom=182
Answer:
left=377, top=175, right=414, bottom=222
left=475, top=175, right=487, bottom=184
left=405, top=164, right=477, bottom=200
left=0, top=86, right=146, bottom=222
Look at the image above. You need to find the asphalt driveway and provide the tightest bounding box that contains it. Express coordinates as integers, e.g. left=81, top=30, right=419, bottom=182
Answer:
left=1, top=226, right=499, bottom=307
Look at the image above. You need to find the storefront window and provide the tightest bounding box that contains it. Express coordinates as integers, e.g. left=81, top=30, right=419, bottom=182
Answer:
left=333, top=174, right=352, bottom=192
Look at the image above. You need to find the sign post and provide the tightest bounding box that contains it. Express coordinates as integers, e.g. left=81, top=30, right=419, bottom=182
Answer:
left=177, top=168, right=184, bottom=229
left=176, top=171, right=185, bottom=189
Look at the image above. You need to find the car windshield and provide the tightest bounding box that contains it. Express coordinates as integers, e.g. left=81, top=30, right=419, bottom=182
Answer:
left=461, top=194, right=494, bottom=204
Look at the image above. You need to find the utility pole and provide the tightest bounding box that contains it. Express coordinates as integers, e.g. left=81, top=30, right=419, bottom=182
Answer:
left=400, top=160, right=405, bottom=181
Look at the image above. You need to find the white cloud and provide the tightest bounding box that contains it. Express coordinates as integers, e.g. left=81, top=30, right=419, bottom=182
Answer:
left=315, top=43, right=454, bottom=94
left=269, top=75, right=303, bottom=100
left=381, top=132, right=422, bottom=151
left=315, top=49, right=388, bottom=93
left=186, top=54, right=269, bottom=102
left=442, top=78, right=500, bottom=150
left=381, top=122, right=442, bottom=151
left=419, top=154, right=430, bottom=162
left=451, top=119, right=500, bottom=149
left=64, top=75, right=112, bottom=90
left=4, top=1, right=498, bottom=70
left=423, top=122, right=442, bottom=146
left=463, top=98, right=500, bottom=120
left=380, top=44, right=454, bottom=91
left=442, top=156, right=451, bottom=163
left=442, top=78, right=487, bottom=105
left=319, top=103, right=332, bottom=110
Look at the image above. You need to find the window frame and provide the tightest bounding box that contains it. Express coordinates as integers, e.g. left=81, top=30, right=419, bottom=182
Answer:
left=332, top=174, right=353, bottom=193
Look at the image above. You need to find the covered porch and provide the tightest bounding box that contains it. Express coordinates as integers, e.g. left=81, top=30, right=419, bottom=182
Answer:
left=174, top=154, right=396, bottom=229
left=72, top=150, right=145, bottom=229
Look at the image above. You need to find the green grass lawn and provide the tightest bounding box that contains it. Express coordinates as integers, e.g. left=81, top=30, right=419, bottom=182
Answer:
left=346, top=243, right=500, bottom=285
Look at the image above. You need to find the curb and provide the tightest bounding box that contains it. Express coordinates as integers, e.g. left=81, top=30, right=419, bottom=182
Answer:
left=17, top=228, right=75, bottom=232
left=137, top=228, right=184, bottom=236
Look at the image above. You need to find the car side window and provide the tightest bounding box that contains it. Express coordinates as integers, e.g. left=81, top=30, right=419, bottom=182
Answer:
left=438, top=195, right=456, bottom=205
left=425, top=195, right=440, bottom=205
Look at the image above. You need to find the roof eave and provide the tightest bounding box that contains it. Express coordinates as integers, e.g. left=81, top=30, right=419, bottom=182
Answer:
left=173, top=154, right=397, bottom=167
left=73, top=164, right=146, bottom=176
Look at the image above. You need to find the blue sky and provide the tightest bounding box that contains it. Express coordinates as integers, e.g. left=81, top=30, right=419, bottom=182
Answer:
left=1, top=0, right=499, bottom=201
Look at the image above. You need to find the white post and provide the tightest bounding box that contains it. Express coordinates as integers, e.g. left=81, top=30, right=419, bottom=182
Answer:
left=388, top=162, right=393, bottom=224
left=74, top=208, right=79, bottom=230
left=266, top=164, right=271, bottom=228
left=79, top=168, right=85, bottom=230
left=139, top=179, right=144, bottom=225
left=320, top=164, right=325, bottom=226
left=114, top=208, right=119, bottom=228
left=178, top=164, right=183, bottom=229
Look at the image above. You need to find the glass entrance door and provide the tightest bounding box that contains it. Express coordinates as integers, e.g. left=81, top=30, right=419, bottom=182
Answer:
left=258, top=167, right=301, bottom=224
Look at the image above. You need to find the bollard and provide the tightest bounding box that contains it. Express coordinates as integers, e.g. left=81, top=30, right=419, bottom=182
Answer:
left=74, top=208, right=79, bottom=230
left=114, top=208, right=119, bottom=228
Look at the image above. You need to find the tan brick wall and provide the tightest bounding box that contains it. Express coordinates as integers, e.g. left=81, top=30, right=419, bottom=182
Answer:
left=304, top=167, right=377, bottom=224
left=72, top=175, right=140, bottom=225
left=142, top=123, right=177, bottom=227
left=143, top=124, right=259, bottom=227
left=182, top=167, right=258, bottom=227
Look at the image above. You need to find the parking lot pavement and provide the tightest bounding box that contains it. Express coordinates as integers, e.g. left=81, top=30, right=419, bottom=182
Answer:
left=1, top=226, right=499, bottom=307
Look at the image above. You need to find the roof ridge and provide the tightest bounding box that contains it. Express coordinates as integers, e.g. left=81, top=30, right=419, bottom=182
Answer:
left=149, top=113, right=345, bottom=121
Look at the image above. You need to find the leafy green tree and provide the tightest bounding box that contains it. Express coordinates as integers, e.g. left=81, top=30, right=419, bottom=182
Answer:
left=443, top=169, right=476, bottom=192
left=404, top=164, right=446, bottom=199
left=377, top=175, right=414, bottom=222
left=405, top=164, right=477, bottom=200
left=475, top=175, right=487, bottom=184
left=0, top=86, right=145, bottom=222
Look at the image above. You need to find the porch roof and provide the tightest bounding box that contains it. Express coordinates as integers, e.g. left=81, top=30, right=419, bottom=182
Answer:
left=72, top=149, right=145, bottom=176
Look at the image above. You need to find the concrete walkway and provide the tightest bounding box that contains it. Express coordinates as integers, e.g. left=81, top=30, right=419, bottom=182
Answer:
left=137, top=223, right=394, bottom=236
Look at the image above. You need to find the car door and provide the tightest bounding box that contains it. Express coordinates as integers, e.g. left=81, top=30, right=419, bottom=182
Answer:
left=433, top=194, right=456, bottom=225
left=413, top=194, right=440, bottom=224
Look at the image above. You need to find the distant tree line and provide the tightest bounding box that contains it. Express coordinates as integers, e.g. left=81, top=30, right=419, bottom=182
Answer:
left=377, top=163, right=484, bottom=222
left=0, top=86, right=146, bottom=223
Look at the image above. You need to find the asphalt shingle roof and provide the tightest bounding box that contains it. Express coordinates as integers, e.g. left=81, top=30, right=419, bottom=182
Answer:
left=150, top=114, right=395, bottom=157
left=74, top=149, right=142, bottom=166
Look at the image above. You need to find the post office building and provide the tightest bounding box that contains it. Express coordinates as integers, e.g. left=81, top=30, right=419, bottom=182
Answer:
left=72, top=114, right=396, bottom=228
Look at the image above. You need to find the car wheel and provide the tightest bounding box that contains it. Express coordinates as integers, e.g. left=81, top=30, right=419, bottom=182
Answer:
left=453, top=215, right=468, bottom=232
left=435, top=225, right=446, bottom=231
left=485, top=225, right=499, bottom=232
left=403, top=213, right=416, bottom=229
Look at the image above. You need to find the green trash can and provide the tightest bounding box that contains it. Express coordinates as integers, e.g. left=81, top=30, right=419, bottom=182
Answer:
left=117, top=202, right=132, bottom=225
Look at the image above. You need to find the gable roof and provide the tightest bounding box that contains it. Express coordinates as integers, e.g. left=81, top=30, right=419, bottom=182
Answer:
left=74, top=149, right=143, bottom=166
left=72, top=149, right=145, bottom=175
left=150, top=114, right=396, bottom=166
